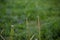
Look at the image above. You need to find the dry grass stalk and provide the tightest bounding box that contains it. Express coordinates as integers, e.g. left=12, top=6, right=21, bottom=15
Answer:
left=30, top=34, right=35, bottom=40
left=0, top=35, right=5, bottom=40
left=26, top=18, right=30, bottom=40
left=0, top=29, right=5, bottom=40
left=37, top=16, right=41, bottom=40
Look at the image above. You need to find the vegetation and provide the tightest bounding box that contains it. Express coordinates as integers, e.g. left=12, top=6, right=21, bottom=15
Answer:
left=0, top=0, right=60, bottom=40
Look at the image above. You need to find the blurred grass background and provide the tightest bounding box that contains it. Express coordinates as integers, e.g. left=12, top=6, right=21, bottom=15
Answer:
left=0, top=0, right=60, bottom=40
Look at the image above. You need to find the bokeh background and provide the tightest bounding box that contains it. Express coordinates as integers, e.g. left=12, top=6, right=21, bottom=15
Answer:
left=0, top=0, right=60, bottom=40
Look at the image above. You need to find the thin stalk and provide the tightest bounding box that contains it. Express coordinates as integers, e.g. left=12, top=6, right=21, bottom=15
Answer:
left=35, top=1, right=41, bottom=40
left=37, top=16, right=41, bottom=40
left=0, top=29, right=5, bottom=40
left=30, top=34, right=35, bottom=40
left=1, top=29, right=4, bottom=34
left=26, top=18, right=30, bottom=40
left=0, top=35, right=5, bottom=40
left=10, top=25, right=14, bottom=40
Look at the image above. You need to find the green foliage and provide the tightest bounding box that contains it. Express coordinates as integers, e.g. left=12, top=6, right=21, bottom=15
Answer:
left=41, top=17, right=60, bottom=40
left=0, top=0, right=60, bottom=40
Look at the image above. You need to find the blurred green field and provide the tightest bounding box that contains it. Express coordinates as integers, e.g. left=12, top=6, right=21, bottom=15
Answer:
left=0, top=0, right=60, bottom=40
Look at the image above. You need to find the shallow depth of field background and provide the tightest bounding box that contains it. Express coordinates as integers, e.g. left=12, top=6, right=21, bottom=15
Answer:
left=0, top=0, right=60, bottom=40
